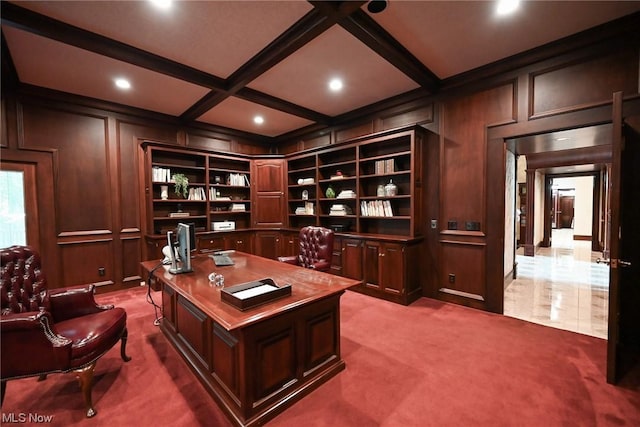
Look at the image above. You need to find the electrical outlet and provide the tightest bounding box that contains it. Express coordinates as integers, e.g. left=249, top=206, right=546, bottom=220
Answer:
left=447, top=221, right=457, bottom=230
left=431, top=219, right=438, bottom=229
left=448, top=273, right=455, bottom=283
left=98, top=267, right=105, bottom=277
left=465, top=221, right=481, bottom=231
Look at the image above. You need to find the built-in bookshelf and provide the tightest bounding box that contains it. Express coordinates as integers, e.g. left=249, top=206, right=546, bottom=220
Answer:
left=143, top=143, right=252, bottom=235
left=284, top=126, right=431, bottom=237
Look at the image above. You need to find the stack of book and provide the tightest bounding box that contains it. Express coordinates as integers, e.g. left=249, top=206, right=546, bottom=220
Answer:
left=329, top=204, right=353, bottom=216
left=229, top=203, right=246, bottom=212
left=337, top=190, right=356, bottom=199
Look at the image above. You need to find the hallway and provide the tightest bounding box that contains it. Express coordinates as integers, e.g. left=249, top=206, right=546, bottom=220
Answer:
left=504, top=229, right=609, bottom=339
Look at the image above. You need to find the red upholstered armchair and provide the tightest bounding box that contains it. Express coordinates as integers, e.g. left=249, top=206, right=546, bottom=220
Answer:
left=0, top=245, right=131, bottom=417
left=277, top=226, right=334, bottom=272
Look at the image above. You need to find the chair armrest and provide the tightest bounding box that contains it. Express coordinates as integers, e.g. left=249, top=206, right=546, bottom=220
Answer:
left=1, top=311, right=72, bottom=378
left=49, top=284, right=112, bottom=323
left=311, top=260, right=331, bottom=272
left=277, top=256, right=299, bottom=266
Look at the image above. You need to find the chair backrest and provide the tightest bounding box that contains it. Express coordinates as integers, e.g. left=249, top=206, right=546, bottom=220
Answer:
left=297, top=226, right=334, bottom=269
left=0, top=245, right=50, bottom=315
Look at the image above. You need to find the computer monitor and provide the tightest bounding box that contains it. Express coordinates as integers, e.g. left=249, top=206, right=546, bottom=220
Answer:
left=168, top=222, right=195, bottom=274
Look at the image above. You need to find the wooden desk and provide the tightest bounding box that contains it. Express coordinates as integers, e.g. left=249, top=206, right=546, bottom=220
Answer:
left=142, top=252, right=360, bottom=427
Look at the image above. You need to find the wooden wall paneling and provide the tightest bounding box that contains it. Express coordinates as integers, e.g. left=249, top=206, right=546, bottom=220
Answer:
left=20, top=104, right=112, bottom=235
left=379, top=103, right=433, bottom=132
left=58, top=239, right=113, bottom=288
left=1, top=97, right=8, bottom=148
left=120, top=236, right=143, bottom=287
left=438, top=241, right=487, bottom=309
left=531, top=48, right=639, bottom=118
left=335, top=121, right=375, bottom=143
left=422, top=125, right=440, bottom=298
left=440, top=84, right=514, bottom=237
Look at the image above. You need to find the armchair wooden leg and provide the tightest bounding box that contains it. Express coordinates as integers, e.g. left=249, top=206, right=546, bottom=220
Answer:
left=120, top=327, right=132, bottom=362
left=37, top=374, right=48, bottom=381
left=75, top=362, right=97, bottom=418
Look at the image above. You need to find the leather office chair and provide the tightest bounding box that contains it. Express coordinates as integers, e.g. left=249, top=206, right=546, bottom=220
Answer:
left=277, top=226, right=334, bottom=272
left=0, top=245, right=131, bottom=417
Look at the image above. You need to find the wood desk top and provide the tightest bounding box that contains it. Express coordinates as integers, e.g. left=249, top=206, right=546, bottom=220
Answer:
left=141, top=252, right=361, bottom=331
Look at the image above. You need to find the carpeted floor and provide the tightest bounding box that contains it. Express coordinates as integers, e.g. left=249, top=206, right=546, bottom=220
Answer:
left=2, top=286, right=638, bottom=426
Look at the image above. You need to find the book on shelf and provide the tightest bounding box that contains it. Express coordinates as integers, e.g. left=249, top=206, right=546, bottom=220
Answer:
left=374, top=159, right=395, bottom=175
left=169, top=212, right=190, bottom=218
left=229, top=203, right=246, bottom=212
left=152, top=166, right=171, bottom=182
left=228, top=173, right=249, bottom=186
left=187, top=187, right=206, bottom=201
left=360, top=200, right=393, bottom=217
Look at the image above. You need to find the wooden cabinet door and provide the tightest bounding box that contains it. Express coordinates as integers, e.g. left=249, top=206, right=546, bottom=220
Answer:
left=342, top=238, right=363, bottom=280
left=225, top=232, right=252, bottom=253
left=198, top=235, right=225, bottom=253
left=280, top=231, right=300, bottom=257
left=363, top=241, right=381, bottom=290
left=255, top=231, right=281, bottom=259
left=253, top=159, right=285, bottom=227
left=381, top=243, right=404, bottom=296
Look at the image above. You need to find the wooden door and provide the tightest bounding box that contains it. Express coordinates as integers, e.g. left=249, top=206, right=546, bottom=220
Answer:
left=381, top=243, right=404, bottom=296
left=252, top=159, right=285, bottom=228
left=559, top=195, right=574, bottom=228
left=607, top=92, right=640, bottom=384
left=342, top=239, right=363, bottom=280
left=363, top=241, right=381, bottom=290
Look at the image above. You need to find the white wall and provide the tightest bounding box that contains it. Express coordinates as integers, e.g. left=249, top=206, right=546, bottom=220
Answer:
left=534, top=171, right=545, bottom=247
left=553, top=176, right=594, bottom=236
left=505, top=151, right=516, bottom=277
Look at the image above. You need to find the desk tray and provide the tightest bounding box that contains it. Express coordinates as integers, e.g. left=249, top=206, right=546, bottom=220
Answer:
left=221, top=278, right=291, bottom=311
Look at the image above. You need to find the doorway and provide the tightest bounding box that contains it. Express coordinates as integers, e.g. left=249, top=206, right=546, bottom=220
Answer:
left=503, top=127, right=611, bottom=339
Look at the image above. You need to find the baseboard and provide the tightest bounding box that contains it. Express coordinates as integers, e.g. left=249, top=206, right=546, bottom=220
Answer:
left=573, top=235, right=591, bottom=241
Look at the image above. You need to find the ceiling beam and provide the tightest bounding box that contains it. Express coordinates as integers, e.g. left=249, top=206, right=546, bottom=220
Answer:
left=180, top=3, right=365, bottom=122
left=1, top=30, right=19, bottom=90
left=236, top=88, right=332, bottom=124
left=338, top=9, right=440, bottom=93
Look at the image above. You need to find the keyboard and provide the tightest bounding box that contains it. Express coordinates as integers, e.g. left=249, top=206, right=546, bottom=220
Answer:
left=211, top=254, right=234, bottom=266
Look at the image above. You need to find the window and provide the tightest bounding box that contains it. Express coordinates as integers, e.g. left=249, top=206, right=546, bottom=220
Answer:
left=0, top=170, right=27, bottom=247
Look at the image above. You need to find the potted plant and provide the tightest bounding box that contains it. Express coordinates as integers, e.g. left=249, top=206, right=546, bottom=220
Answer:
left=172, top=173, right=189, bottom=198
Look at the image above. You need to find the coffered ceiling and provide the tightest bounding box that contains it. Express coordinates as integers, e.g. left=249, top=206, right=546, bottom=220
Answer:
left=2, top=1, right=639, bottom=139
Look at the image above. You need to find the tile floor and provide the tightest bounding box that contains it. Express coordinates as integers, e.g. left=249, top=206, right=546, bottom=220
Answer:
left=504, top=229, right=610, bottom=339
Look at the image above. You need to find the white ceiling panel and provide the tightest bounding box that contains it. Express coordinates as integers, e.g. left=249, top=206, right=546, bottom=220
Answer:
left=12, top=0, right=313, bottom=79
left=3, top=26, right=210, bottom=116
left=198, top=96, right=314, bottom=138
left=369, top=1, right=640, bottom=79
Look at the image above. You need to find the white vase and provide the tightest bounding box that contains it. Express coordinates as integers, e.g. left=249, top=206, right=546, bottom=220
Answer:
left=160, top=185, right=169, bottom=200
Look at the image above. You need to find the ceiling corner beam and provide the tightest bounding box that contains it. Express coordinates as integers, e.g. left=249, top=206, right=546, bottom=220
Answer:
left=1, top=30, right=19, bottom=90
left=181, top=3, right=366, bottom=123
left=0, top=2, right=226, bottom=90
left=339, top=9, right=440, bottom=93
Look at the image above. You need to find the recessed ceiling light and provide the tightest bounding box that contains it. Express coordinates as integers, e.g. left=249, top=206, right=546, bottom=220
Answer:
left=329, top=78, right=343, bottom=92
left=253, top=116, right=264, bottom=125
left=114, top=78, right=131, bottom=90
left=496, top=0, right=520, bottom=16
left=149, top=0, right=172, bottom=10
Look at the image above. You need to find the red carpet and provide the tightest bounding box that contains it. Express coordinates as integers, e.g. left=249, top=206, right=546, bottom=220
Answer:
left=2, top=286, right=638, bottom=426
